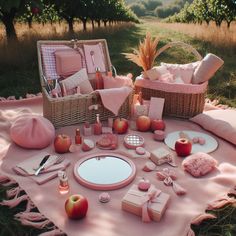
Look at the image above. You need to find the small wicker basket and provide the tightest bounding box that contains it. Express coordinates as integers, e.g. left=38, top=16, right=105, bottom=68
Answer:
left=135, top=42, right=206, bottom=119
left=37, top=39, right=132, bottom=128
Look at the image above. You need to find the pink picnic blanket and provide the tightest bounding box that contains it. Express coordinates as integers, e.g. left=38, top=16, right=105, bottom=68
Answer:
left=0, top=98, right=236, bottom=236
left=97, top=87, right=132, bottom=115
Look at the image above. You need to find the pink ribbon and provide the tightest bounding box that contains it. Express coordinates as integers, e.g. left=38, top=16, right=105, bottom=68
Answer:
left=156, top=168, right=187, bottom=196
left=141, top=189, right=162, bottom=222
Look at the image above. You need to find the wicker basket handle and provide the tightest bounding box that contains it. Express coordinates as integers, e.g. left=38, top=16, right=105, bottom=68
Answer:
left=156, top=41, right=202, bottom=61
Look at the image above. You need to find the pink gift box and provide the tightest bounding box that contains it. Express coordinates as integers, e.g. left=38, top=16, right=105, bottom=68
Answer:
left=122, top=184, right=170, bottom=222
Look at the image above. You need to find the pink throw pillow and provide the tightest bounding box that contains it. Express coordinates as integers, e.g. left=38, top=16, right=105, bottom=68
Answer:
left=103, top=75, right=133, bottom=89
left=60, top=68, right=94, bottom=95
left=161, top=61, right=200, bottom=84
left=182, top=152, right=218, bottom=177
left=10, top=115, right=55, bottom=149
left=192, top=54, right=224, bottom=84
left=190, top=110, right=236, bottom=145
left=143, top=66, right=170, bottom=80
left=55, top=49, right=83, bottom=77
left=41, top=45, right=71, bottom=80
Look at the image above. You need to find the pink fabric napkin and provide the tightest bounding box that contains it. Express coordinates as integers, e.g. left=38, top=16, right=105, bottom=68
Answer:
left=97, top=87, right=132, bottom=115
left=13, top=152, right=70, bottom=185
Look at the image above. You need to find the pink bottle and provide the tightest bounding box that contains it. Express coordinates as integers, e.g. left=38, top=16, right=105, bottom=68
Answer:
left=94, top=114, right=102, bottom=135
left=95, top=67, right=104, bottom=90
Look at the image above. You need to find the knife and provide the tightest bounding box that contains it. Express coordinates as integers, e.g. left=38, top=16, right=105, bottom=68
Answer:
left=34, top=155, right=50, bottom=176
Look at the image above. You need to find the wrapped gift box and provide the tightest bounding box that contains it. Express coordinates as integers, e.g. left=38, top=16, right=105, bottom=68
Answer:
left=150, top=147, right=173, bottom=166
left=122, top=184, right=170, bottom=222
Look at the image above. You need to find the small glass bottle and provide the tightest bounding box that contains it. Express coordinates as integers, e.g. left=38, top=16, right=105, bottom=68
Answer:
left=94, top=114, right=102, bottom=135
left=58, top=171, right=69, bottom=195
left=75, top=128, right=82, bottom=144
left=95, top=67, right=104, bottom=90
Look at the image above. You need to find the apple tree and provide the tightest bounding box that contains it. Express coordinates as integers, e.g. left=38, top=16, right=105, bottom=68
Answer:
left=0, top=0, right=41, bottom=41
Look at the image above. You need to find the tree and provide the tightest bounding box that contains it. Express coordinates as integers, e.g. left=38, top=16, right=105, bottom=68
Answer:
left=130, top=3, right=146, bottom=17
left=0, top=0, right=41, bottom=41
left=142, top=0, right=162, bottom=11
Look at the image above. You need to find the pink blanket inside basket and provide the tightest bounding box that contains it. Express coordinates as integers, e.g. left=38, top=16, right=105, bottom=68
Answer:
left=97, top=87, right=132, bottom=115
left=135, top=76, right=208, bottom=94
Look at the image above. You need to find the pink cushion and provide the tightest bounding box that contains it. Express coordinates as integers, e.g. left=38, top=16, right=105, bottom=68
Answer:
left=192, top=54, right=224, bottom=84
left=143, top=66, right=170, bottom=80
left=182, top=152, right=218, bottom=177
left=55, top=49, right=83, bottom=77
left=10, top=115, right=55, bottom=149
left=41, top=45, right=71, bottom=80
left=60, top=68, right=94, bottom=95
left=161, top=62, right=200, bottom=84
left=103, top=75, right=133, bottom=89
left=190, top=110, right=236, bottom=145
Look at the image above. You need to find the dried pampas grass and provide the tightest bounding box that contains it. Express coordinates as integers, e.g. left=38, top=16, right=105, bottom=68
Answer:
left=123, top=32, right=159, bottom=71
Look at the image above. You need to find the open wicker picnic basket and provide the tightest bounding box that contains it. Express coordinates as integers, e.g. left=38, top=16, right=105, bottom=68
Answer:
left=135, top=42, right=207, bottom=119
left=37, top=39, right=132, bottom=128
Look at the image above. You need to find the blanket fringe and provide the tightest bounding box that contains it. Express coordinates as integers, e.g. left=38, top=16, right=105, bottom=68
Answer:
left=18, top=218, right=52, bottom=229
left=1, top=179, right=17, bottom=186
left=0, top=194, right=29, bottom=208
left=0, top=175, right=10, bottom=183
left=6, top=186, right=23, bottom=198
left=38, top=228, right=65, bottom=236
left=0, top=174, right=64, bottom=235
left=15, top=212, right=47, bottom=221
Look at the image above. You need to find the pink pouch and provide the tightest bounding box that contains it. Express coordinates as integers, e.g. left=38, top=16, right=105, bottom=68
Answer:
left=55, top=49, right=82, bottom=77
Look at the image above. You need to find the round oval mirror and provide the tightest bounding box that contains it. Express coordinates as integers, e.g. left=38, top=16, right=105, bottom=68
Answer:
left=74, top=152, right=136, bottom=190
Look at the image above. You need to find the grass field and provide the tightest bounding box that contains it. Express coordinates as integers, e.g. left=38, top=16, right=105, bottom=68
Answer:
left=0, top=18, right=235, bottom=106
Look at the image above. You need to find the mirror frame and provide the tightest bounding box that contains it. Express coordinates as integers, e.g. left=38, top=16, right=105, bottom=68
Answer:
left=73, top=152, right=136, bottom=190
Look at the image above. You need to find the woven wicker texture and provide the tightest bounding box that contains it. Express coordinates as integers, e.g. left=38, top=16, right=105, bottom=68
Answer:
left=37, top=39, right=132, bottom=128
left=135, top=42, right=206, bottom=119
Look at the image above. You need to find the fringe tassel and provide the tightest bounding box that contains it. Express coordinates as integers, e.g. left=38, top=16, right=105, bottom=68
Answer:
left=0, top=194, right=29, bottom=208
left=6, top=186, right=22, bottom=198
left=38, top=228, right=65, bottom=236
left=15, top=212, right=47, bottom=222
left=191, top=213, right=216, bottom=226
left=0, top=175, right=10, bottom=183
left=25, top=199, right=36, bottom=212
left=1, top=179, right=17, bottom=186
left=0, top=175, right=65, bottom=235
left=18, top=219, right=52, bottom=229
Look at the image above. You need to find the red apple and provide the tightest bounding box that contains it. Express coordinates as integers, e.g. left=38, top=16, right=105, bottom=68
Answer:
left=175, top=138, right=192, bottom=157
left=65, top=194, right=88, bottom=220
left=136, top=115, right=151, bottom=132
left=138, top=178, right=151, bottom=191
left=54, top=134, right=72, bottom=154
left=113, top=118, right=129, bottom=134
left=151, top=119, right=166, bottom=132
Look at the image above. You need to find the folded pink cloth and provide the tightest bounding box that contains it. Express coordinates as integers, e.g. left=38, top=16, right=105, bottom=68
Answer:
left=13, top=152, right=70, bottom=185
left=97, top=87, right=132, bottom=115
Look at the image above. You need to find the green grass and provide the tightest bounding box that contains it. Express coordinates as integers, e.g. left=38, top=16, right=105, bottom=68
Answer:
left=0, top=19, right=235, bottom=106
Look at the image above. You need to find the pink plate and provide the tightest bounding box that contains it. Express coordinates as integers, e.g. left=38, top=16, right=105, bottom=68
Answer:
left=74, top=152, right=136, bottom=191
left=124, top=134, right=145, bottom=149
